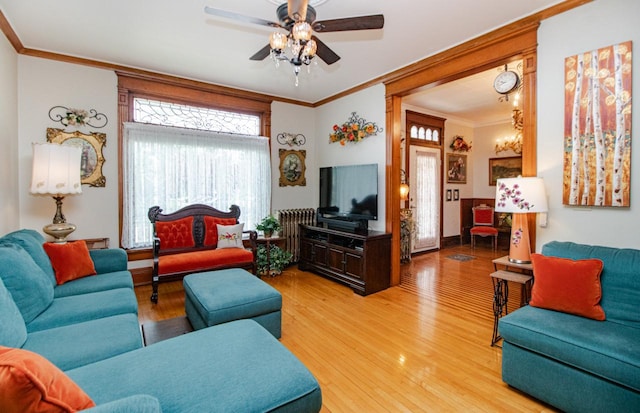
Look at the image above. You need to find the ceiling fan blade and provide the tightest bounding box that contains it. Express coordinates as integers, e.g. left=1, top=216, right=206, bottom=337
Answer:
left=314, top=14, right=384, bottom=32
left=287, top=0, right=309, bottom=22
left=250, top=44, right=272, bottom=61
left=312, top=36, right=340, bottom=65
left=204, top=6, right=281, bottom=29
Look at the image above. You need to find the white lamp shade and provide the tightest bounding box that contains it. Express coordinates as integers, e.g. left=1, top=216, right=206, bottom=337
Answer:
left=495, top=177, right=547, bottom=213
left=30, top=142, right=82, bottom=195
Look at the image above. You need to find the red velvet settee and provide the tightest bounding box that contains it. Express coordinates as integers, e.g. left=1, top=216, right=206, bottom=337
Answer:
left=147, top=204, right=257, bottom=303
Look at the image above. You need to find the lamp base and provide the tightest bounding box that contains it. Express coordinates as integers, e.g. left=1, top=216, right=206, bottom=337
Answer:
left=507, top=213, right=532, bottom=264
left=507, top=256, right=531, bottom=265
left=43, top=223, right=76, bottom=243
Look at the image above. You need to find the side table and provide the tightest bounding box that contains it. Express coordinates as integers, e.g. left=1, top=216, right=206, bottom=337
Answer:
left=490, top=256, right=534, bottom=347
left=256, top=236, right=286, bottom=277
left=80, top=237, right=110, bottom=250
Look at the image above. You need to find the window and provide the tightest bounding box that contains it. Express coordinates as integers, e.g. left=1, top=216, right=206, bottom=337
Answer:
left=406, top=111, right=444, bottom=146
left=118, top=74, right=273, bottom=250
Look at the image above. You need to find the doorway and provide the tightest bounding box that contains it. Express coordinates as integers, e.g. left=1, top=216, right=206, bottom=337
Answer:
left=385, top=22, right=539, bottom=286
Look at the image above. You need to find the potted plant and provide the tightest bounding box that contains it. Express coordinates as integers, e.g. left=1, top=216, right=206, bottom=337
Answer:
left=256, top=215, right=281, bottom=238
left=256, top=244, right=292, bottom=276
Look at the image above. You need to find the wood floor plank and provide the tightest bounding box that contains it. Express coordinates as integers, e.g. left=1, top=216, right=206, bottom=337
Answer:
left=135, top=245, right=556, bottom=412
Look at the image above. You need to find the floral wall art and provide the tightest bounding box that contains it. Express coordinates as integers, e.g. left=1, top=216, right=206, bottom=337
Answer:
left=563, top=41, right=632, bottom=207
left=328, top=112, right=382, bottom=145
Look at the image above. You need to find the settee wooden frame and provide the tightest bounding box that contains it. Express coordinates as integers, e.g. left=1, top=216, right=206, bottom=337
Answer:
left=148, top=204, right=257, bottom=303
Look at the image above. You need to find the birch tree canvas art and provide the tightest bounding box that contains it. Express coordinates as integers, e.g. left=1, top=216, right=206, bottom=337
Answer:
left=563, top=41, right=632, bottom=207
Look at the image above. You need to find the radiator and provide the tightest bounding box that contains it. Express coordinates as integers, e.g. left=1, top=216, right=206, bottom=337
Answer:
left=277, top=208, right=316, bottom=262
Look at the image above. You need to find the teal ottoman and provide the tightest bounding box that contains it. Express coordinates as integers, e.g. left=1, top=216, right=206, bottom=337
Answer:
left=184, top=269, right=282, bottom=338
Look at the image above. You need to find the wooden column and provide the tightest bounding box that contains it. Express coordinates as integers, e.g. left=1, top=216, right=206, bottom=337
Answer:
left=521, top=49, right=539, bottom=251
left=386, top=95, right=403, bottom=286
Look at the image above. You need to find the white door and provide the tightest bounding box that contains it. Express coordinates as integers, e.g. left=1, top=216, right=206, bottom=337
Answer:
left=409, top=146, right=441, bottom=252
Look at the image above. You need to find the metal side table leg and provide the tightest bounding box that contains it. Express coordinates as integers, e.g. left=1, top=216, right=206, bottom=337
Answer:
left=491, top=278, right=509, bottom=347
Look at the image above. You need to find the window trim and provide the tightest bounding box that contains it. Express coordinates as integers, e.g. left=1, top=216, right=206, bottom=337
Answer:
left=117, top=72, right=273, bottom=258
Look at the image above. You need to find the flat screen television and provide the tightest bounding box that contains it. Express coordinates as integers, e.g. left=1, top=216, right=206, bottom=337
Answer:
left=318, top=163, right=378, bottom=224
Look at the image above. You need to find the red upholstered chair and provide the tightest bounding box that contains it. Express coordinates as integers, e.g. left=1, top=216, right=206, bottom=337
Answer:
left=470, top=205, right=498, bottom=250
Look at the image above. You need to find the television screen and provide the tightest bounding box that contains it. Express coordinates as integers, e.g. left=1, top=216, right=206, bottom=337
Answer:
left=319, top=163, right=378, bottom=220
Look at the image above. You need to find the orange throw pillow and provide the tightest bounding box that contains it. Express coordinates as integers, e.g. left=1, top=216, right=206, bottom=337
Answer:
left=529, top=253, right=605, bottom=320
left=0, top=346, right=95, bottom=413
left=43, top=241, right=97, bottom=285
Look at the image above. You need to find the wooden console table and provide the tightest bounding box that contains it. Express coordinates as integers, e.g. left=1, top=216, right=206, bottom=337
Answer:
left=298, top=225, right=391, bottom=295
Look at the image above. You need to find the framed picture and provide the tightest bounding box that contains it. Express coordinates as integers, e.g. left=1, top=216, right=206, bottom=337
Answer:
left=563, top=41, right=632, bottom=207
left=453, top=189, right=459, bottom=201
left=279, top=149, right=306, bottom=187
left=446, top=189, right=452, bottom=202
left=489, top=156, right=522, bottom=186
left=46, top=127, right=106, bottom=187
left=446, top=154, right=467, bottom=184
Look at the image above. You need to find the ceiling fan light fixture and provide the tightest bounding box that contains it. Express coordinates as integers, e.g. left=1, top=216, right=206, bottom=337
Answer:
left=269, top=31, right=287, bottom=51
left=292, top=21, right=312, bottom=41
left=302, top=39, right=317, bottom=58
left=205, top=1, right=383, bottom=86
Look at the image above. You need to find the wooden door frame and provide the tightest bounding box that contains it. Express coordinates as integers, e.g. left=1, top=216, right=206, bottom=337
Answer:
left=384, top=21, right=540, bottom=286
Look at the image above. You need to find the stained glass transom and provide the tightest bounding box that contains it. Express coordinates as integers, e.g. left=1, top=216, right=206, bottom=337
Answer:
left=133, top=98, right=260, bottom=135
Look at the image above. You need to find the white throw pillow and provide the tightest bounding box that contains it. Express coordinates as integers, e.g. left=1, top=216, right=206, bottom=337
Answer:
left=216, top=223, right=244, bottom=249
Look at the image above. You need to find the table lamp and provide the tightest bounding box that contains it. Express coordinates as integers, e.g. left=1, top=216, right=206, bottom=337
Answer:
left=30, top=142, right=82, bottom=243
left=494, top=176, right=547, bottom=264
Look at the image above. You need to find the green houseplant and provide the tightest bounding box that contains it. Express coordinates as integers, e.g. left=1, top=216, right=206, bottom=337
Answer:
left=256, top=215, right=281, bottom=238
left=256, top=244, right=292, bottom=276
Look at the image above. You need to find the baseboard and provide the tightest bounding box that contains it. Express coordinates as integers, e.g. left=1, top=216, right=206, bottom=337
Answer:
left=131, top=267, right=152, bottom=286
left=441, top=236, right=461, bottom=249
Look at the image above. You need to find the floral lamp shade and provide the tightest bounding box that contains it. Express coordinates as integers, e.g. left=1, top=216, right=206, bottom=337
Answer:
left=494, top=176, right=547, bottom=264
left=495, top=177, right=548, bottom=214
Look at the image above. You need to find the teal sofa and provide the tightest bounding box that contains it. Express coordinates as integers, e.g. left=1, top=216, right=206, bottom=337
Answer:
left=499, top=241, right=640, bottom=413
left=0, top=229, right=322, bottom=412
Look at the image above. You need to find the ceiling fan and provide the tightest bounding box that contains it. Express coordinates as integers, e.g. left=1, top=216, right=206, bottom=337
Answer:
left=204, top=0, right=384, bottom=66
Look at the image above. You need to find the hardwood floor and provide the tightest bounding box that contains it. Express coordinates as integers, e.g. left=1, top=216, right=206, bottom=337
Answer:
left=135, top=245, right=557, bottom=412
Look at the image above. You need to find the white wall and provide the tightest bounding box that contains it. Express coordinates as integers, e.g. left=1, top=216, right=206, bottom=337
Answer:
left=270, top=101, right=316, bottom=212
left=17, top=57, right=120, bottom=243
left=536, top=0, right=640, bottom=250
left=0, top=34, right=19, bottom=235
left=472, top=121, right=518, bottom=199
left=443, top=120, right=475, bottom=237
left=315, top=85, right=387, bottom=232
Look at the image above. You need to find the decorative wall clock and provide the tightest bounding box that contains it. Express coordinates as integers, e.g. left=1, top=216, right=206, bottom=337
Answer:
left=493, top=70, right=520, bottom=95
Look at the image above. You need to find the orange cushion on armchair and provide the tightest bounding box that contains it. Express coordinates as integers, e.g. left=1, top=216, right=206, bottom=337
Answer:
left=203, top=216, right=237, bottom=247
left=155, top=217, right=195, bottom=249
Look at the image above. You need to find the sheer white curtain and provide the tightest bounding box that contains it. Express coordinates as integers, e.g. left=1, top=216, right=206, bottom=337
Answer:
left=121, top=122, right=271, bottom=248
left=411, top=147, right=440, bottom=251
